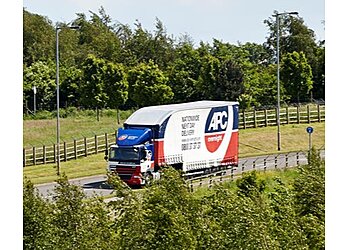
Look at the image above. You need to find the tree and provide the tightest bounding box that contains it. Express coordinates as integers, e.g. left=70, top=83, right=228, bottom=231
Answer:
left=74, top=7, right=122, bottom=64
left=264, top=13, right=318, bottom=64
left=59, top=66, right=83, bottom=108
left=115, top=167, right=199, bottom=250
left=104, top=62, right=129, bottom=123
left=280, top=51, right=313, bottom=103
left=199, top=55, right=244, bottom=101
left=293, top=148, right=325, bottom=248
left=23, top=178, right=53, bottom=249
left=80, top=54, right=128, bottom=120
left=167, top=43, right=202, bottom=103
left=128, top=61, right=174, bottom=107
left=80, top=55, right=108, bottom=119
left=240, top=64, right=278, bottom=109
left=23, top=9, right=55, bottom=66
left=23, top=61, right=56, bottom=111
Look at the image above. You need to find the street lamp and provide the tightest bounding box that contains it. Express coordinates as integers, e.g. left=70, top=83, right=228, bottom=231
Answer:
left=273, top=11, right=298, bottom=151
left=56, top=25, right=80, bottom=176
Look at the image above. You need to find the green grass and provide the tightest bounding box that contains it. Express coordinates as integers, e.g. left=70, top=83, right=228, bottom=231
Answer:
left=23, top=109, right=133, bottom=147
left=24, top=153, right=108, bottom=184
left=239, top=122, right=325, bottom=157
left=23, top=121, right=324, bottom=185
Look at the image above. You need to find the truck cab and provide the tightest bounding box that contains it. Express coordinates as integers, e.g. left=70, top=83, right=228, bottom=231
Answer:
left=106, top=127, right=157, bottom=186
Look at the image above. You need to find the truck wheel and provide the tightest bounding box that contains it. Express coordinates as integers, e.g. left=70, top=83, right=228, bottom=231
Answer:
left=144, top=172, right=153, bottom=185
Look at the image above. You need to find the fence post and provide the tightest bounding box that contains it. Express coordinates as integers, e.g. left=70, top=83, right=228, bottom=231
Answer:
left=317, top=104, right=321, bottom=122
left=64, top=142, right=67, bottom=162
left=105, top=133, right=108, bottom=150
left=209, top=175, right=213, bottom=188
left=95, top=134, right=98, bottom=154
left=307, top=105, right=311, bottom=123
left=285, top=154, right=289, bottom=168
left=53, top=144, right=56, bottom=163
left=43, top=145, right=46, bottom=164
left=242, top=163, right=245, bottom=172
left=33, top=146, right=36, bottom=165
left=264, top=158, right=267, bottom=171
left=264, top=109, right=268, bottom=127
left=23, top=148, right=26, bottom=167
left=286, top=107, right=289, bottom=124
left=231, top=168, right=234, bottom=179
left=253, top=160, right=256, bottom=169
left=243, top=110, right=246, bottom=129
left=84, top=137, right=88, bottom=157
left=296, top=152, right=300, bottom=166
left=253, top=108, right=257, bottom=128
left=297, top=106, right=300, bottom=124
left=74, top=139, right=77, bottom=159
left=275, top=155, right=278, bottom=169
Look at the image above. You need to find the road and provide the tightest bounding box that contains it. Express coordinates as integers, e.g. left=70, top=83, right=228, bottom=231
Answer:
left=35, top=150, right=325, bottom=199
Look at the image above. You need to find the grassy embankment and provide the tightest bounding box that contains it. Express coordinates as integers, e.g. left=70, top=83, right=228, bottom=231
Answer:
left=23, top=113, right=324, bottom=184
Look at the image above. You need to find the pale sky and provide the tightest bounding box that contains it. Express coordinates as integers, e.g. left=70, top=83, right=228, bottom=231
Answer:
left=23, top=0, right=325, bottom=45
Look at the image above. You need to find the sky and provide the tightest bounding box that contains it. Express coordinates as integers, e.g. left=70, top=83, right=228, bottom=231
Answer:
left=22, top=0, right=325, bottom=45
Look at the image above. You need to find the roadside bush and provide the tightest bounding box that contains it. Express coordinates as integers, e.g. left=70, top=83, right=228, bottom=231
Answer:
left=24, top=163, right=325, bottom=249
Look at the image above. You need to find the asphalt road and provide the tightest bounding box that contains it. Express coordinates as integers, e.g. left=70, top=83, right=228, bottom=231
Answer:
left=35, top=150, right=325, bottom=199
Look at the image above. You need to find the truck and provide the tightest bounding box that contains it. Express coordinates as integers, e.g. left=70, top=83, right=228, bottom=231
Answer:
left=105, top=100, right=239, bottom=186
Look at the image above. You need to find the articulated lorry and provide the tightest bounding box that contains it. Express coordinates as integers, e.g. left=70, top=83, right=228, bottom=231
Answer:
left=105, top=100, right=239, bottom=186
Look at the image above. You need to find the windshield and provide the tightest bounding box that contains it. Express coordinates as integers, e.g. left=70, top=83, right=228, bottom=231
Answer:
left=109, top=147, right=139, bottom=162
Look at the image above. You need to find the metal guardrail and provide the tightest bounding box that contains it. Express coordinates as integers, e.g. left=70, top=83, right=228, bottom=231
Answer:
left=186, top=149, right=325, bottom=192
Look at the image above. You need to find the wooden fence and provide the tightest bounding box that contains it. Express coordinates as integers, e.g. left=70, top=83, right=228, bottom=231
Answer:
left=239, top=104, right=325, bottom=129
left=23, top=104, right=325, bottom=167
left=23, top=132, right=116, bottom=167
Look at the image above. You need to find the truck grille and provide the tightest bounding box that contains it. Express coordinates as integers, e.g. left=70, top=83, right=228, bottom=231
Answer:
left=117, top=174, right=133, bottom=180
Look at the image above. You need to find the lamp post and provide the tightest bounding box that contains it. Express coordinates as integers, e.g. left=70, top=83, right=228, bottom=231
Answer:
left=56, top=25, right=80, bottom=176
left=273, top=11, right=298, bottom=151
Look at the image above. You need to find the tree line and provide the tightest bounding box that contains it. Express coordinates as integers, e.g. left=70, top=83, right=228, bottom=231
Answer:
left=23, top=7, right=325, bottom=113
left=24, top=150, right=325, bottom=249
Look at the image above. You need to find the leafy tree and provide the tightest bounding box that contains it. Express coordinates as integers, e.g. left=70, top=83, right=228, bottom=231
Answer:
left=104, top=62, right=129, bottom=123
left=23, top=9, right=55, bottom=66
left=199, top=55, right=244, bottom=101
left=312, top=43, right=325, bottom=100
left=80, top=55, right=108, bottom=113
left=115, top=167, right=199, bottom=250
left=240, top=64, right=278, bottom=108
left=293, top=148, right=325, bottom=248
left=80, top=54, right=128, bottom=120
left=23, top=60, right=56, bottom=111
left=281, top=51, right=313, bottom=103
left=104, top=62, right=128, bottom=109
left=128, top=61, right=173, bottom=107
left=74, top=7, right=122, bottom=64
left=49, top=175, right=117, bottom=249
left=167, top=43, right=202, bottom=103
left=236, top=170, right=266, bottom=197
left=268, top=178, right=308, bottom=249
left=264, top=13, right=317, bottom=63
left=60, top=66, right=83, bottom=107
left=23, top=178, right=53, bottom=249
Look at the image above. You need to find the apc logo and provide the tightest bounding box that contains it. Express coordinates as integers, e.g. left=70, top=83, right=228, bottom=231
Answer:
left=205, top=107, right=229, bottom=153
